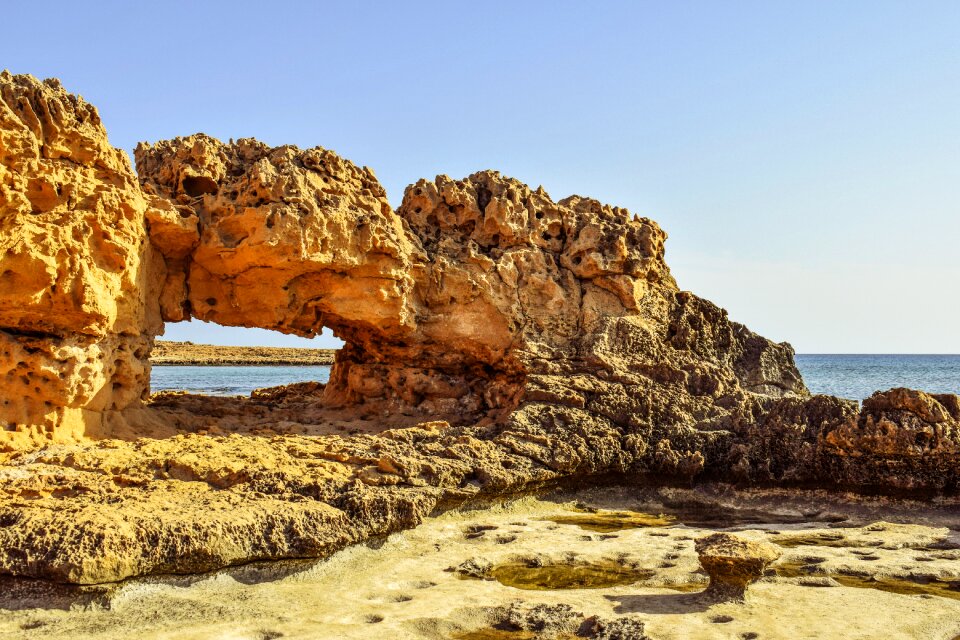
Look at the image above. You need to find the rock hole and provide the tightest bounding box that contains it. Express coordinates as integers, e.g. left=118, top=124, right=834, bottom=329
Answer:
left=476, top=184, right=492, bottom=212
left=182, top=176, right=219, bottom=198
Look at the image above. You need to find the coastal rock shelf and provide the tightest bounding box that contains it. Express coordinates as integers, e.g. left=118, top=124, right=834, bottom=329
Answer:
left=0, top=72, right=958, bottom=585
left=2, top=487, right=959, bottom=640
left=150, top=341, right=336, bottom=366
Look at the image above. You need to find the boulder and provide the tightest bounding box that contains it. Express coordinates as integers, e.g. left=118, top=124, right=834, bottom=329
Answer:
left=695, top=532, right=781, bottom=599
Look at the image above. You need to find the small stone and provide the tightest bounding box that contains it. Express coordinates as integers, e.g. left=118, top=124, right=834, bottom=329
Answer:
left=452, top=557, right=492, bottom=579
left=581, top=615, right=651, bottom=640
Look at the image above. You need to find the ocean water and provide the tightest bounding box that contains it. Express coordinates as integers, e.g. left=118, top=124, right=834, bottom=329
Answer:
left=149, top=356, right=960, bottom=402
left=795, top=354, right=960, bottom=401
left=150, top=365, right=331, bottom=396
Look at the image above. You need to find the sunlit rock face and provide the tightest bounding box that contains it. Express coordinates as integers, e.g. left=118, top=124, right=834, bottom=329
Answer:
left=2, top=73, right=958, bottom=586
left=0, top=71, right=811, bottom=448
left=136, top=135, right=809, bottom=428
left=0, top=73, right=161, bottom=448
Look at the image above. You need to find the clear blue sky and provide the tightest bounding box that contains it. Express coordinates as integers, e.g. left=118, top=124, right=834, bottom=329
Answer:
left=4, top=1, right=958, bottom=352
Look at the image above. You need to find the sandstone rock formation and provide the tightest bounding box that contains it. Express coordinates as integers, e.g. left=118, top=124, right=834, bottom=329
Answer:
left=821, top=388, right=960, bottom=492
left=695, top=532, right=781, bottom=599
left=0, top=72, right=161, bottom=449
left=0, top=73, right=957, bottom=585
left=134, top=131, right=810, bottom=428
left=1, top=72, right=809, bottom=447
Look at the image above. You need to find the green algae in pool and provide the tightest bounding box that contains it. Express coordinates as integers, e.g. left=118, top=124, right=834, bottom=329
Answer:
left=776, top=562, right=960, bottom=600
left=483, top=561, right=655, bottom=590
left=662, top=579, right=710, bottom=593
left=547, top=510, right=675, bottom=532
left=769, top=531, right=890, bottom=549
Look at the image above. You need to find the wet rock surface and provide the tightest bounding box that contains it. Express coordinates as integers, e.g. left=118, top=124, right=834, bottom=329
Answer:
left=0, top=73, right=958, bottom=586
left=1, top=487, right=958, bottom=640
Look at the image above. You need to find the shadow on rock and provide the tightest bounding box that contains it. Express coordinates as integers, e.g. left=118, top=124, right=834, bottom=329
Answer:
left=605, top=591, right=712, bottom=615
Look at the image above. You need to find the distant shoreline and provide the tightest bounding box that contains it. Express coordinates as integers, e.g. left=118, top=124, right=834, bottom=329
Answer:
left=150, top=341, right=337, bottom=366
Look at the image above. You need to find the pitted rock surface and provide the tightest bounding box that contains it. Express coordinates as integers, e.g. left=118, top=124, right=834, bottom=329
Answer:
left=0, top=72, right=160, bottom=448
left=0, top=73, right=957, bottom=584
left=696, top=532, right=781, bottom=599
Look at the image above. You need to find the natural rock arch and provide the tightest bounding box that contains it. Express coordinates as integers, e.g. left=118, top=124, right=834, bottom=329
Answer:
left=0, top=72, right=807, bottom=449
left=3, top=73, right=959, bottom=585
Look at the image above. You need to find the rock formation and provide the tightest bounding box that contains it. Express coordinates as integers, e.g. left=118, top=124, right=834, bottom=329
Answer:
left=133, top=131, right=809, bottom=429
left=821, top=388, right=960, bottom=491
left=0, top=72, right=160, bottom=448
left=695, top=532, right=781, bottom=599
left=0, top=73, right=957, bottom=584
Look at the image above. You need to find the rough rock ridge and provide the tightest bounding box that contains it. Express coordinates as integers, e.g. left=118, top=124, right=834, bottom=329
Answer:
left=0, top=72, right=160, bottom=448
left=0, top=73, right=957, bottom=584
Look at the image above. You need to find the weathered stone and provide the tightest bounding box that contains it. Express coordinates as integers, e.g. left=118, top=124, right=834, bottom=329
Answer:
left=826, top=388, right=960, bottom=457
left=0, top=73, right=957, bottom=585
left=0, top=72, right=160, bottom=449
left=695, top=532, right=781, bottom=599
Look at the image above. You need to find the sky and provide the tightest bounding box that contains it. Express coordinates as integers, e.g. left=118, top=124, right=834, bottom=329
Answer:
left=4, top=1, right=959, bottom=353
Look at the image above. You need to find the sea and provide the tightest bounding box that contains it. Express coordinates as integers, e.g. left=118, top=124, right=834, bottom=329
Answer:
left=150, top=355, right=960, bottom=402
left=793, top=354, right=960, bottom=401
left=150, top=365, right=332, bottom=397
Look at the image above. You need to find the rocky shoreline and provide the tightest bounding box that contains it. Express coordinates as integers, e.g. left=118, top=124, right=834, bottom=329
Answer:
left=0, top=70, right=958, bottom=608
left=2, top=486, right=958, bottom=639
left=150, top=340, right=337, bottom=366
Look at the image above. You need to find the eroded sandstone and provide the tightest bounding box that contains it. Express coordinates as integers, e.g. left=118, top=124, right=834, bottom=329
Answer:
left=0, top=72, right=160, bottom=448
left=695, top=532, right=781, bottom=599
left=0, top=73, right=957, bottom=585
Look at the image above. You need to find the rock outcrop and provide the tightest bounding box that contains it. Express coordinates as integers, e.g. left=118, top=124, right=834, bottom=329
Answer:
left=0, top=72, right=161, bottom=449
left=134, top=132, right=809, bottom=428
left=0, top=73, right=957, bottom=585
left=821, top=388, right=960, bottom=492
left=695, top=532, right=781, bottom=599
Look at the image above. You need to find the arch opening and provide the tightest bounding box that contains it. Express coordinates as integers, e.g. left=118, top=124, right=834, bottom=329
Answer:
left=150, top=321, right=342, bottom=397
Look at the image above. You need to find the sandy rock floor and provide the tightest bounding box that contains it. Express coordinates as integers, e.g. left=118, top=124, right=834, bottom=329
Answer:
left=1, top=487, right=959, bottom=640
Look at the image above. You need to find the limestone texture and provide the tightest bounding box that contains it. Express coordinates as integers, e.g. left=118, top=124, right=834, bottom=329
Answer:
left=2, top=488, right=959, bottom=640
left=0, top=72, right=161, bottom=449
left=695, top=532, right=781, bottom=599
left=0, top=73, right=958, bottom=585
